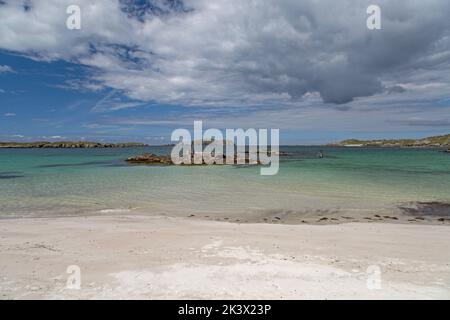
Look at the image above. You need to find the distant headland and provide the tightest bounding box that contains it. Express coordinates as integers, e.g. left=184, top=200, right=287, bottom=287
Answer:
left=331, top=134, right=450, bottom=149
left=0, top=141, right=148, bottom=148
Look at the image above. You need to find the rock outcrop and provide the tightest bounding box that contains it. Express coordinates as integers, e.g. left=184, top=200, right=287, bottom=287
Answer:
left=126, top=152, right=266, bottom=165
left=126, top=153, right=173, bottom=165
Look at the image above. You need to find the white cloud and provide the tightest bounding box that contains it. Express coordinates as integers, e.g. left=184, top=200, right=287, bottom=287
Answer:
left=0, top=65, right=14, bottom=73
left=91, top=90, right=146, bottom=113
left=4, top=113, right=16, bottom=117
left=40, top=135, right=67, bottom=140
left=0, top=0, right=449, bottom=124
left=0, top=134, right=25, bottom=138
left=145, top=136, right=166, bottom=141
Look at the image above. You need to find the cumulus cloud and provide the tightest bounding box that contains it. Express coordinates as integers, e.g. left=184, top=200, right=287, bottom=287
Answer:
left=0, top=0, right=450, bottom=110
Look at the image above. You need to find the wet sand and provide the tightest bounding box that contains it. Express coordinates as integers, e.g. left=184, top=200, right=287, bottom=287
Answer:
left=1, top=214, right=449, bottom=299
left=182, top=201, right=450, bottom=225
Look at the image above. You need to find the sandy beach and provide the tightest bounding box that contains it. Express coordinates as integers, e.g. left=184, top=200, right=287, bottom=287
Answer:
left=1, top=214, right=449, bottom=300
left=2, top=0, right=450, bottom=305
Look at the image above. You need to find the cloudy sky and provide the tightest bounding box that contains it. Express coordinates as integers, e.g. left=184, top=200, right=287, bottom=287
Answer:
left=1, top=0, right=450, bottom=144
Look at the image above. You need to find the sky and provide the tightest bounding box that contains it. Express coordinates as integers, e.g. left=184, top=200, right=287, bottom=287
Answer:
left=1, top=0, right=450, bottom=145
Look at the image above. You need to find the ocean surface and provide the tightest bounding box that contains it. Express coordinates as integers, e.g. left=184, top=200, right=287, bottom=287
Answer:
left=1, top=146, right=449, bottom=219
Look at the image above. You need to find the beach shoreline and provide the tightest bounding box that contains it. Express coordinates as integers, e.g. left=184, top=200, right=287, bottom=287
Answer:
left=2, top=199, right=449, bottom=226
left=1, top=213, right=449, bottom=300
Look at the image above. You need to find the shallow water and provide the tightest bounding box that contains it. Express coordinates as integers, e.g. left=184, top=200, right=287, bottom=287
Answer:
left=0, top=146, right=449, bottom=218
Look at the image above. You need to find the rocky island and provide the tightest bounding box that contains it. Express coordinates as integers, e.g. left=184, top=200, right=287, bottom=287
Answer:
left=333, top=134, right=450, bottom=148
left=126, top=138, right=288, bottom=166
left=0, top=141, right=148, bottom=148
left=126, top=153, right=173, bottom=165
left=126, top=152, right=262, bottom=165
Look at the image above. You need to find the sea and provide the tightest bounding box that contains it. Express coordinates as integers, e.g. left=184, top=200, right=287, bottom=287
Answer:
left=1, top=146, right=449, bottom=219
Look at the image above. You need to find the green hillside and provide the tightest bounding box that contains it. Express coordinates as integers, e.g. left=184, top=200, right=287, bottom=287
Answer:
left=336, top=134, right=450, bottom=147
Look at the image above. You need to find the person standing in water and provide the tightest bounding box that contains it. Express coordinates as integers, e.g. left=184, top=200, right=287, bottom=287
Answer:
left=318, top=150, right=324, bottom=158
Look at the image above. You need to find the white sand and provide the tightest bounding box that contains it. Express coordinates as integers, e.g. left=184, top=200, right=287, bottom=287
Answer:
left=0, top=214, right=449, bottom=299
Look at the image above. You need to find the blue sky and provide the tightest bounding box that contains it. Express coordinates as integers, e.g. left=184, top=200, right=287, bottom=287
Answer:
left=1, top=1, right=450, bottom=144
left=0, top=50, right=183, bottom=143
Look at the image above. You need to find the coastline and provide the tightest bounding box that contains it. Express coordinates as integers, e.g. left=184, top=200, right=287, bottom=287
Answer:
left=2, top=199, right=449, bottom=226
left=0, top=142, right=148, bottom=149
left=1, top=213, right=449, bottom=299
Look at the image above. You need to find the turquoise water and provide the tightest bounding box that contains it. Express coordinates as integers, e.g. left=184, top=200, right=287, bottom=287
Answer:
left=0, top=147, right=449, bottom=218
